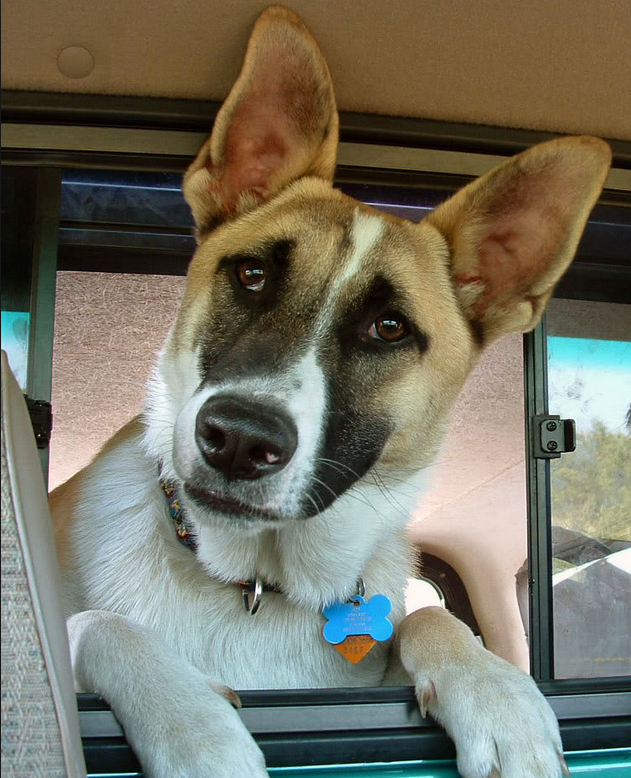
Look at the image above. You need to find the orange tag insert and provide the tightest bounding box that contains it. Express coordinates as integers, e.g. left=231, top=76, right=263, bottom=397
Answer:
left=332, top=634, right=378, bottom=664
left=323, top=593, right=393, bottom=664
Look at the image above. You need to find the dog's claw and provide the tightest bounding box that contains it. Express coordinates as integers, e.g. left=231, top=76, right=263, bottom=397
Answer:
left=416, top=679, right=437, bottom=718
left=558, top=749, right=571, bottom=777
left=207, top=680, right=242, bottom=709
left=485, top=735, right=502, bottom=777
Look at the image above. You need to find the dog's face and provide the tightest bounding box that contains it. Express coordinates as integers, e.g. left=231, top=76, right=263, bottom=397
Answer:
left=157, top=182, right=474, bottom=526
left=143, top=7, right=610, bottom=533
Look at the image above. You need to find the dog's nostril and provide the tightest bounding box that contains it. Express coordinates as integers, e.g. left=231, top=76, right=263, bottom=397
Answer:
left=206, top=426, right=226, bottom=451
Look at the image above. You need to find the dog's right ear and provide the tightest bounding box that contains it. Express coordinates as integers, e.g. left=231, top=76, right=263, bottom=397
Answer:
left=183, top=6, right=338, bottom=236
left=426, top=136, right=611, bottom=344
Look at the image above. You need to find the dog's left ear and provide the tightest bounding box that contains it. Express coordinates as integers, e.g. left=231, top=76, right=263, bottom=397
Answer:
left=427, top=136, right=611, bottom=344
left=183, top=6, right=338, bottom=235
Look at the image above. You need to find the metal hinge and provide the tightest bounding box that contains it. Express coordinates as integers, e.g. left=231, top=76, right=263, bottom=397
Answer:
left=533, top=415, right=576, bottom=459
left=24, top=396, right=53, bottom=449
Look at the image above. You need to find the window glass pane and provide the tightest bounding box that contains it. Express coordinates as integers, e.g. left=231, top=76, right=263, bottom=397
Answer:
left=60, top=169, right=193, bottom=228
left=1, top=310, right=30, bottom=389
left=1, top=168, right=36, bottom=390
left=59, top=169, right=195, bottom=276
left=547, top=298, right=631, bottom=679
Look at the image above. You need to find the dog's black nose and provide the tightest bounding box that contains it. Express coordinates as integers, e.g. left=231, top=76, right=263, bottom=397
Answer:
left=195, top=395, right=298, bottom=481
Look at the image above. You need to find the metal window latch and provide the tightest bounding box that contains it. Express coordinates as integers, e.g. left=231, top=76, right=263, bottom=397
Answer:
left=24, top=396, right=53, bottom=450
left=533, top=415, right=576, bottom=459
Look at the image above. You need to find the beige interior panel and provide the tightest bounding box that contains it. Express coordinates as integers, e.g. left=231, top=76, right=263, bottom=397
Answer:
left=50, top=272, right=186, bottom=488
left=410, top=334, right=528, bottom=669
left=2, top=0, right=630, bottom=140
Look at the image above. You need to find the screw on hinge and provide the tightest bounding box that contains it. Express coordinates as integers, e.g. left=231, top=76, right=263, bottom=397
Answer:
left=535, top=415, right=576, bottom=459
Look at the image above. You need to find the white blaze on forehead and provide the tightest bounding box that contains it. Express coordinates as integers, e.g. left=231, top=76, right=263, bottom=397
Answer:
left=334, top=209, right=385, bottom=291
left=284, top=346, right=326, bottom=474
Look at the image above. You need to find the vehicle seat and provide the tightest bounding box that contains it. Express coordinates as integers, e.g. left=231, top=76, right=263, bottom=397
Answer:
left=1, top=350, right=86, bottom=777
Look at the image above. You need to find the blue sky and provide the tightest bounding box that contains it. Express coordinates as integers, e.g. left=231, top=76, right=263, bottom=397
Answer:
left=1, top=310, right=30, bottom=390
left=548, top=336, right=630, bottom=434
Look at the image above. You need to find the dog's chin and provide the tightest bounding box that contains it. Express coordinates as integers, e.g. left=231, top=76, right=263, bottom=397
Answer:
left=183, top=482, right=290, bottom=526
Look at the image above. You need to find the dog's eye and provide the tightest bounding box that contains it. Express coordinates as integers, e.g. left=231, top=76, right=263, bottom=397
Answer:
left=368, top=313, right=410, bottom=343
left=236, top=259, right=266, bottom=291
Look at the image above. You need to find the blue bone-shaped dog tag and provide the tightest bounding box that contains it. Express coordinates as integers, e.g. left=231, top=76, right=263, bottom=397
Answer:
left=323, top=594, right=394, bottom=645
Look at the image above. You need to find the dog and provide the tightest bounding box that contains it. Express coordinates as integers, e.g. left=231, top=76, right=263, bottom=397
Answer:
left=50, top=6, right=611, bottom=777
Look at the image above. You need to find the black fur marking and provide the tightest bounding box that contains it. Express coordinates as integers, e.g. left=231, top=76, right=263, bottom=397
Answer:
left=341, top=275, right=430, bottom=355
left=304, top=401, right=391, bottom=517
left=218, top=239, right=294, bottom=312
left=197, top=239, right=306, bottom=382
left=469, top=318, right=486, bottom=347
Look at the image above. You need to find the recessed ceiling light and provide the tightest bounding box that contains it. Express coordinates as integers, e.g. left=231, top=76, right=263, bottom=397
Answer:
left=57, top=46, right=94, bottom=79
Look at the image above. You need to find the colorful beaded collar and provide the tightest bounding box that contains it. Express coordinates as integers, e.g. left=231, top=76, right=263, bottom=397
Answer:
left=158, top=465, right=281, bottom=613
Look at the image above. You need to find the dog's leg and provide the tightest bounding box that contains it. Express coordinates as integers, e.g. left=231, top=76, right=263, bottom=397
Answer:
left=397, top=607, right=570, bottom=778
left=68, top=611, right=268, bottom=778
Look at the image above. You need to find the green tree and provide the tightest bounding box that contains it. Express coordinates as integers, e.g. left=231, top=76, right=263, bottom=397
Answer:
left=551, top=421, right=631, bottom=541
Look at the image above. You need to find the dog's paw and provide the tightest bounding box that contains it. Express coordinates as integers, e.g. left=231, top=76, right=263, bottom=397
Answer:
left=416, top=655, right=569, bottom=778
left=123, top=681, right=267, bottom=778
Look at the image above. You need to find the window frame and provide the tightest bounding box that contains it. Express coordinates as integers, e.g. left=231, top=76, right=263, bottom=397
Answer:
left=77, top=682, right=631, bottom=772
left=3, top=90, right=630, bottom=770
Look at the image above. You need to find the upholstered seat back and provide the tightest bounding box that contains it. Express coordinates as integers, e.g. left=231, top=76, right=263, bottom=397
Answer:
left=1, top=351, right=86, bottom=778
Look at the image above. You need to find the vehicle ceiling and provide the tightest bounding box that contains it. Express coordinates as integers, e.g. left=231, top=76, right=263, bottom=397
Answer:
left=2, top=0, right=630, bottom=141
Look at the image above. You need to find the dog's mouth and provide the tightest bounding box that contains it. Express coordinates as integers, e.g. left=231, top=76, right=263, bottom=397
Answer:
left=183, top=482, right=284, bottom=523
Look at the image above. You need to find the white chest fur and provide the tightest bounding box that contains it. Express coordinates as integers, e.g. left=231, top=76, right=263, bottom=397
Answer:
left=65, top=441, right=411, bottom=690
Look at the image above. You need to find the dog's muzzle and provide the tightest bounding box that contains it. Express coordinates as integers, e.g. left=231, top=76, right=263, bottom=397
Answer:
left=195, top=394, right=298, bottom=481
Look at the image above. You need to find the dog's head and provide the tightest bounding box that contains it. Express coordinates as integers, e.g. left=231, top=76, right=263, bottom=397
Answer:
left=144, top=6, right=610, bottom=533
